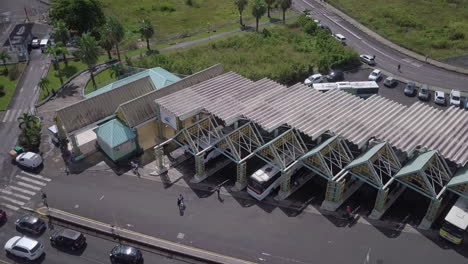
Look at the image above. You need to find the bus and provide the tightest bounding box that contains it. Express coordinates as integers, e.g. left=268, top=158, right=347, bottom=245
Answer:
left=313, top=81, right=379, bottom=99
left=247, top=164, right=282, bottom=201
left=439, top=196, right=468, bottom=244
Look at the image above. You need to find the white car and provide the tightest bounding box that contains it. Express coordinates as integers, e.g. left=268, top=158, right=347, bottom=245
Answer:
left=368, top=69, right=382, bottom=81
left=16, top=152, right=43, bottom=168
left=304, top=74, right=323, bottom=86
left=450, top=90, right=461, bottom=107
left=4, top=236, right=44, bottom=260
left=434, top=91, right=446, bottom=105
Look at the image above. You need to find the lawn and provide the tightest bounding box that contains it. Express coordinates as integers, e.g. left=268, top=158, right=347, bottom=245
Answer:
left=327, top=0, right=468, bottom=59
left=134, top=18, right=359, bottom=85
left=0, top=64, right=26, bottom=110
left=84, top=67, right=115, bottom=95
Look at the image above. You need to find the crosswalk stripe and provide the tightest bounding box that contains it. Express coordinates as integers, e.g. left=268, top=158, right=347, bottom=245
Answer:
left=9, top=186, right=36, bottom=196
left=15, top=176, right=47, bottom=186
left=1, top=202, right=19, bottom=211
left=0, top=195, right=25, bottom=206
left=0, top=189, right=30, bottom=200
left=16, top=181, right=41, bottom=191
left=2, top=110, right=11, bottom=122
left=21, top=171, right=51, bottom=182
left=7, top=109, right=17, bottom=122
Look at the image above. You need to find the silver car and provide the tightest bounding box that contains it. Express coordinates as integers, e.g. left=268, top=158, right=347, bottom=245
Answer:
left=418, top=84, right=430, bottom=101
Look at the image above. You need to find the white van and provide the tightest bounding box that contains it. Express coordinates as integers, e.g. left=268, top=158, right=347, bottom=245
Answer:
left=16, top=152, right=43, bottom=169
left=333, top=33, right=346, bottom=44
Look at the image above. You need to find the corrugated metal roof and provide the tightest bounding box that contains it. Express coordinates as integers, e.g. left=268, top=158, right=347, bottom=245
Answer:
left=394, top=150, right=436, bottom=178
left=447, top=166, right=468, bottom=187
left=345, top=142, right=386, bottom=169
left=56, top=76, right=155, bottom=134
left=85, top=67, right=181, bottom=99
left=95, top=119, right=136, bottom=147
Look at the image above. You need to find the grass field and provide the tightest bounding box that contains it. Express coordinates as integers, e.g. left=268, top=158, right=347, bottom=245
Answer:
left=84, top=68, right=115, bottom=95
left=41, top=60, right=89, bottom=101
left=134, top=20, right=359, bottom=85
left=327, top=0, right=468, bottom=59
left=0, top=64, right=26, bottom=110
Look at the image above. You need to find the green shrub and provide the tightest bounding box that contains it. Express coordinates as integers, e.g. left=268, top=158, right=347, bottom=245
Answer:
left=431, top=40, right=451, bottom=49
left=0, top=84, right=5, bottom=96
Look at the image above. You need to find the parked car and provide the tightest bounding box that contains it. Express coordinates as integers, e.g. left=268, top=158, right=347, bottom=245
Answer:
left=50, top=229, right=86, bottom=251
left=368, top=69, right=381, bottom=81
left=4, top=236, right=44, bottom=261
left=464, top=99, right=468, bottom=110
left=15, top=152, right=43, bottom=169
left=110, top=245, right=143, bottom=264
left=326, top=69, right=344, bottom=81
left=383, top=76, right=398, bottom=87
left=319, top=24, right=332, bottom=34
left=304, top=74, right=323, bottom=86
left=31, top=38, right=40, bottom=49
left=333, top=33, right=346, bottom=44
left=434, top=91, right=446, bottom=105
left=15, top=215, right=46, bottom=235
left=0, top=209, right=6, bottom=223
left=404, top=82, right=417, bottom=96
left=450, top=90, right=461, bottom=107
left=417, top=84, right=430, bottom=101
left=360, top=54, right=375, bottom=66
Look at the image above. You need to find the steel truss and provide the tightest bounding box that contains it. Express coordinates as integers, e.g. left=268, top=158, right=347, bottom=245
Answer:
left=301, top=136, right=353, bottom=180
left=398, top=151, right=451, bottom=199
left=347, top=143, right=401, bottom=189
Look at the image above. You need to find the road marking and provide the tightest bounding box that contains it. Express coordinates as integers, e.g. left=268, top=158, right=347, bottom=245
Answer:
left=0, top=189, right=31, bottom=200
left=15, top=175, right=47, bottom=186
left=21, top=171, right=51, bottom=182
left=0, top=195, right=25, bottom=206
left=322, top=13, right=362, bottom=40
left=99, top=195, right=105, bottom=200
left=9, top=185, right=36, bottom=196
left=7, top=109, right=17, bottom=122
left=16, top=181, right=42, bottom=191
left=1, top=202, right=19, bottom=211
left=361, top=40, right=399, bottom=62
left=2, top=110, right=10, bottom=122
left=177, top=232, right=185, bottom=239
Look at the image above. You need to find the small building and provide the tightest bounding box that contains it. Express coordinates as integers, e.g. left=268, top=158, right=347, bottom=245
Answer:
left=94, top=119, right=138, bottom=162
left=2, top=23, right=33, bottom=62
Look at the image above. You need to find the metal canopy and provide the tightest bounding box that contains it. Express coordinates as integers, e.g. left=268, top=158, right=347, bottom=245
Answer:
left=394, top=150, right=451, bottom=199
left=447, top=166, right=468, bottom=199
left=345, top=142, right=401, bottom=189
left=301, top=136, right=353, bottom=180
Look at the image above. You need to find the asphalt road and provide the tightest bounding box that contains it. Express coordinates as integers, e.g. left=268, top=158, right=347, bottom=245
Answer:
left=37, top=167, right=468, bottom=264
left=293, top=0, right=468, bottom=92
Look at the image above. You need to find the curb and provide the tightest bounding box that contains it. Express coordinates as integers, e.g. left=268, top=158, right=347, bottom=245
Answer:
left=318, top=1, right=468, bottom=75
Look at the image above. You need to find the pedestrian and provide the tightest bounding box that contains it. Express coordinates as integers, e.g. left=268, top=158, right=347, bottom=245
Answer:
left=345, top=205, right=352, bottom=219
left=397, top=64, right=401, bottom=71
left=372, top=54, right=376, bottom=60
left=41, top=191, right=48, bottom=208
left=215, top=186, right=221, bottom=199
left=177, top=194, right=184, bottom=206
left=130, top=160, right=139, bottom=176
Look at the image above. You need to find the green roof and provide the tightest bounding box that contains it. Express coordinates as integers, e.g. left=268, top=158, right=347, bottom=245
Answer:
left=448, top=166, right=468, bottom=187
left=345, top=142, right=386, bottom=170
left=302, top=136, right=338, bottom=158
left=394, top=150, right=436, bottom=178
left=85, top=67, right=181, bottom=98
left=95, top=119, right=136, bottom=148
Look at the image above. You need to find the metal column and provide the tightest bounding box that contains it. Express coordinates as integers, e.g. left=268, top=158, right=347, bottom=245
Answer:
left=193, top=154, right=207, bottom=183
left=234, top=162, right=247, bottom=191
left=277, top=169, right=293, bottom=200
left=419, top=198, right=442, bottom=230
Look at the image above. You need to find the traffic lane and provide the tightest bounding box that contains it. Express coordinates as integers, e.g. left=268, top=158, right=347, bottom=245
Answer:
left=296, top=0, right=468, bottom=90
left=43, top=170, right=468, bottom=264
left=0, top=215, right=181, bottom=264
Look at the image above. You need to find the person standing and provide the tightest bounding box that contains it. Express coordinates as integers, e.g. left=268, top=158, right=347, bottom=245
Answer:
left=41, top=191, right=48, bottom=208
left=397, top=64, right=401, bottom=72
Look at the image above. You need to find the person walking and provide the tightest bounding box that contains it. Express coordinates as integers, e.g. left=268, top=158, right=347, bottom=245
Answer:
left=130, top=160, right=140, bottom=176
left=177, top=194, right=185, bottom=209
left=41, top=191, right=48, bottom=208
left=397, top=64, right=401, bottom=72
left=215, top=186, right=221, bottom=199
left=372, top=54, right=376, bottom=60
left=345, top=205, right=352, bottom=219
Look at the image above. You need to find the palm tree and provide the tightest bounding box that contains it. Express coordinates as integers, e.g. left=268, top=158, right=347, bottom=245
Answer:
left=252, top=0, right=267, bottom=32
left=278, top=0, right=292, bottom=24
left=0, top=50, right=11, bottom=73
left=106, top=16, right=125, bottom=61
left=99, top=26, right=114, bottom=60
left=110, top=63, right=124, bottom=79
left=55, top=42, right=69, bottom=66
left=234, top=0, right=248, bottom=27
left=76, top=33, right=100, bottom=90
left=139, top=19, right=154, bottom=51
left=44, top=45, right=64, bottom=85
left=52, top=21, right=70, bottom=46
left=265, top=0, right=275, bottom=18
left=18, top=112, right=38, bottom=129
left=38, top=77, right=50, bottom=95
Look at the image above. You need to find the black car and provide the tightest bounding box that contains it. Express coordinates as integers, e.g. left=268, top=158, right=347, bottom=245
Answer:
left=15, top=215, right=46, bottom=235
left=326, top=69, right=344, bottom=81
left=50, top=229, right=86, bottom=251
left=110, top=245, right=143, bottom=264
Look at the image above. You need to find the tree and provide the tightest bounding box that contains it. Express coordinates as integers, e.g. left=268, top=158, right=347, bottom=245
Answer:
left=265, top=0, right=275, bottom=18
left=99, top=26, right=114, bottom=60
left=0, top=50, right=11, bottom=73
left=49, top=0, right=105, bottom=35
left=76, top=33, right=100, bottom=90
left=45, top=45, right=64, bottom=85
left=38, top=77, right=50, bottom=95
left=52, top=21, right=70, bottom=46
left=55, top=42, right=70, bottom=66
left=18, top=113, right=38, bottom=130
left=252, top=0, right=267, bottom=32
left=17, top=113, right=41, bottom=150
left=106, top=16, right=125, bottom=61
left=278, top=0, right=292, bottom=24
left=234, top=0, right=248, bottom=27
left=110, top=63, right=124, bottom=79
left=139, top=19, right=154, bottom=51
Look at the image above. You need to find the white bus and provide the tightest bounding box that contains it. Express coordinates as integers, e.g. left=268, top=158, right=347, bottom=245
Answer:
left=313, top=81, right=379, bottom=99
left=247, top=164, right=282, bottom=201
left=439, top=196, right=468, bottom=244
